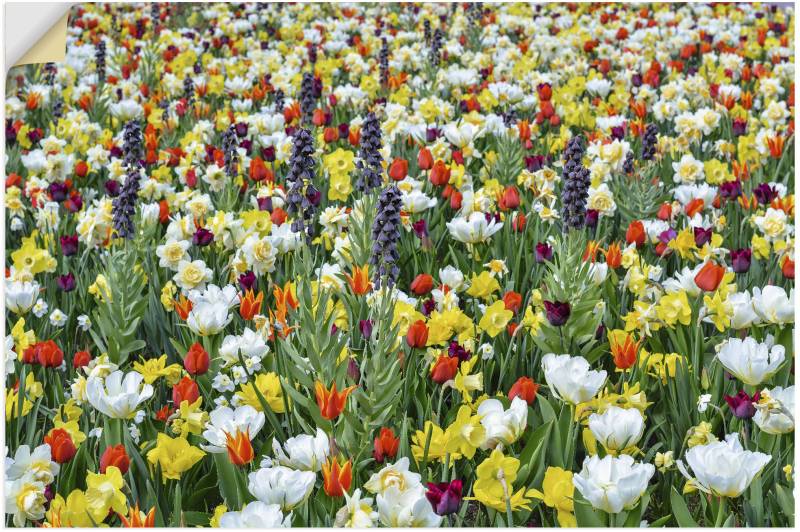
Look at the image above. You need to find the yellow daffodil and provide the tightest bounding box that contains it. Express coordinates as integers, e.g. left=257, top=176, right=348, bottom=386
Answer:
left=146, top=433, right=206, bottom=482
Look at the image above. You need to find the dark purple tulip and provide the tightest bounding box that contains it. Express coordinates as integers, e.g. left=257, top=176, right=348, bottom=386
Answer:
left=306, top=187, right=322, bottom=207
left=27, top=129, right=42, bottom=144
left=610, top=126, right=625, bottom=141
left=105, top=180, right=121, bottom=197
left=730, top=248, right=752, bottom=273
left=48, top=182, right=68, bottom=202
left=693, top=227, right=712, bottom=247
left=535, top=242, right=553, bottom=263
left=257, top=196, right=273, bottom=212
left=44, top=484, right=55, bottom=503
left=724, top=390, right=759, bottom=419
left=234, top=122, right=248, bottom=138
left=60, top=235, right=79, bottom=256
left=448, top=341, right=471, bottom=362
left=412, top=219, right=428, bottom=239
left=425, top=127, right=440, bottom=143
left=337, top=123, right=350, bottom=139
left=543, top=300, right=570, bottom=326
left=426, top=480, right=463, bottom=516
left=261, top=145, right=276, bottom=162
left=421, top=298, right=436, bottom=317
left=658, top=228, right=677, bottom=245
left=631, top=73, right=643, bottom=87
left=732, top=118, right=747, bottom=136
left=525, top=155, right=546, bottom=172
left=359, top=319, right=373, bottom=339
left=57, top=273, right=76, bottom=292
left=238, top=271, right=257, bottom=292
left=595, top=323, right=606, bottom=341
left=720, top=180, right=742, bottom=200
left=753, top=183, right=778, bottom=205
left=109, top=146, right=123, bottom=159
left=64, top=194, right=83, bottom=213
left=6, top=120, right=17, bottom=144
left=192, top=228, right=214, bottom=247
left=347, top=357, right=361, bottom=383
left=585, top=209, right=599, bottom=229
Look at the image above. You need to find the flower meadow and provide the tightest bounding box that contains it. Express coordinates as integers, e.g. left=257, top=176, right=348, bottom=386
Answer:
left=3, top=1, right=797, bottom=528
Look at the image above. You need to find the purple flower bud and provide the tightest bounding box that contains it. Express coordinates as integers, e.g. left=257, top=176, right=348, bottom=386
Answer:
left=105, top=180, right=121, bottom=197
left=347, top=358, right=361, bottom=383
left=238, top=271, right=257, bottom=292
left=257, top=196, right=273, bottom=212
left=60, top=235, right=79, bottom=256
left=693, top=226, right=712, bottom=247
left=535, top=242, right=553, bottom=263
left=426, top=127, right=440, bottom=143
left=412, top=219, right=428, bottom=239
left=631, top=73, right=643, bottom=87
left=585, top=209, right=599, bottom=229
left=610, top=126, right=625, bottom=140
left=732, top=118, right=747, bottom=136
left=235, top=122, right=248, bottom=138
left=65, top=193, right=83, bottom=213
left=359, top=319, right=373, bottom=339
left=192, top=227, right=214, bottom=247
left=543, top=300, right=570, bottom=326
left=448, top=341, right=471, bottom=362
left=730, top=248, right=752, bottom=273
left=48, top=182, right=68, bottom=202
left=658, top=228, right=677, bottom=245
left=720, top=180, right=742, bottom=200
left=426, top=480, right=463, bottom=516
left=261, top=146, right=276, bottom=162
left=724, top=390, right=759, bottom=419
left=57, top=272, right=76, bottom=292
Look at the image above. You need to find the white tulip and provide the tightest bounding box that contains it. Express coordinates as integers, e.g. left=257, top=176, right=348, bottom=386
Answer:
left=542, top=354, right=607, bottom=405
left=364, top=457, right=422, bottom=495
left=446, top=212, right=503, bottom=244
left=478, top=397, right=528, bottom=448
left=202, top=405, right=265, bottom=453
left=573, top=454, right=655, bottom=514
left=588, top=406, right=645, bottom=452
left=271, top=428, right=330, bottom=472
left=751, top=286, right=794, bottom=324
left=753, top=386, right=795, bottom=435
left=86, top=370, right=153, bottom=419
left=247, top=466, right=316, bottom=511
left=716, top=335, right=785, bottom=386
left=676, top=433, right=771, bottom=497
left=219, top=501, right=291, bottom=528
left=376, top=485, right=443, bottom=527
left=5, top=279, right=39, bottom=315
left=186, top=301, right=233, bottom=336
left=727, top=291, right=760, bottom=329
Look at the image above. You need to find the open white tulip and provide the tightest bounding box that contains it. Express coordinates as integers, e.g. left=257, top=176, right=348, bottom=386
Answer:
left=716, top=335, right=785, bottom=386
left=588, top=406, right=645, bottom=452
left=542, top=354, right=607, bottom=405
left=86, top=370, right=153, bottom=419
left=219, top=501, right=290, bottom=528
left=676, top=433, right=771, bottom=497
left=247, top=466, right=316, bottom=511
left=271, top=428, right=330, bottom=472
left=753, top=386, right=795, bottom=435
left=478, top=397, right=528, bottom=448
left=202, top=405, right=265, bottom=453
left=573, top=454, right=654, bottom=514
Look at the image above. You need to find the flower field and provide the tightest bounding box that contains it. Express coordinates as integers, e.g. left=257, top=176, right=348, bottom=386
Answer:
left=3, top=2, right=796, bottom=528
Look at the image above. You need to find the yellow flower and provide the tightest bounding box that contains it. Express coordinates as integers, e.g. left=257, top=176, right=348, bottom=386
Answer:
left=133, top=355, right=169, bottom=385
left=160, top=281, right=177, bottom=311
left=453, top=357, right=483, bottom=403
left=11, top=318, right=35, bottom=355
left=520, top=306, right=544, bottom=336
left=751, top=234, right=770, bottom=260
left=88, top=274, right=113, bottom=303
left=479, top=301, right=513, bottom=338
left=240, top=209, right=273, bottom=237
left=146, top=433, right=206, bottom=482
left=655, top=451, right=674, bottom=472
left=472, top=449, right=535, bottom=512
left=323, top=148, right=356, bottom=177
left=210, top=504, right=228, bottom=528
left=411, top=421, right=461, bottom=464
left=656, top=290, right=692, bottom=327
left=329, top=172, right=353, bottom=202
left=466, top=271, right=500, bottom=299
left=703, top=159, right=733, bottom=185
left=11, top=232, right=57, bottom=275
left=392, top=301, right=426, bottom=336
left=639, top=349, right=685, bottom=383
left=236, top=372, right=286, bottom=413
left=703, top=291, right=731, bottom=332
left=86, top=466, right=127, bottom=520
left=444, top=405, right=485, bottom=459
left=45, top=490, right=95, bottom=527
left=668, top=227, right=698, bottom=260
left=686, top=421, right=717, bottom=448
left=530, top=467, right=576, bottom=527
left=173, top=397, right=208, bottom=438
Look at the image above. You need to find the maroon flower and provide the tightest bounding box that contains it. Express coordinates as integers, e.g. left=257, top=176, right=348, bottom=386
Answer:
left=724, top=390, right=759, bottom=419
left=543, top=300, right=570, bottom=327
left=426, top=480, right=463, bottom=516
left=193, top=227, right=214, bottom=247
left=730, top=248, right=752, bottom=273
left=535, top=242, right=553, bottom=263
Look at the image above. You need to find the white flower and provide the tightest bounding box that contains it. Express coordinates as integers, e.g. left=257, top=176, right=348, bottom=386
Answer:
left=727, top=291, right=760, bottom=329
left=588, top=406, right=645, bottom=452
left=248, top=466, right=316, bottom=511
left=186, top=301, right=233, bottom=336
left=335, top=488, right=379, bottom=528
left=751, top=285, right=794, bottom=324
left=77, top=314, right=92, bottom=331
left=716, top=336, right=785, bottom=386
left=697, top=394, right=712, bottom=413
left=202, top=405, right=265, bottom=453
left=49, top=308, right=67, bottom=327
left=376, top=485, right=443, bottom=527
left=572, top=454, right=655, bottom=514
left=156, top=239, right=191, bottom=270
left=32, top=298, right=49, bottom=318
left=446, top=212, right=503, bottom=244
left=676, top=433, right=771, bottom=497
left=219, top=501, right=291, bottom=528
left=478, top=397, right=528, bottom=449
left=671, top=154, right=704, bottom=184
left=478, top=343, right=494, bottom=360
left=5, top=279, right=39, bottom=315
left=542, top=354, right=607, bottom=405
left=585, top=78, right=613, bottom=98
left=401, top=189, right=437, bottom=214
left=5, top=444, right=60, bottom=484
left=86, top=370, right=154, bottom=419
left=439, top=265, right=466, bottom=291
left=272, top=428, right=330, bottom=472
left=364, top=457, right=422, bottom=495
left=753, top=386, right=795, bottom=435
left=242, top=234, right=278, bottom=275
left=173, top=259, right=213, bottom=291
left=753, top=208, right=792, bottom=242
left=5, top=475, right=47, bottom=526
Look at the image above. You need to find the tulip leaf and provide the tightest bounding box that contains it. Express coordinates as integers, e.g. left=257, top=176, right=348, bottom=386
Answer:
left=670, top=487, right=699, bottom=527
left=213, top=453, right=241, bottom=509
left=572, top=491, right=606, bottom=527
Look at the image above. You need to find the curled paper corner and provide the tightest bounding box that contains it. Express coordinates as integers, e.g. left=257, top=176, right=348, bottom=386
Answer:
left=5, top=3, right=72, bottom=69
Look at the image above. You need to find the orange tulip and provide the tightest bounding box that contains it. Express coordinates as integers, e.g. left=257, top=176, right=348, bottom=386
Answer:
left=373, top=427, right=400, bottom=463
left=429, top=160, right=450, bottom=186
left=409, top=273, right=434, bottom=295
left=508, top=376, right=540, bottom=405
left=225, top=429, right=254, bottom=466
left=44, top=428, right=76, bottom=464
left=684, top=198, right=705, bottom=217
left=417, top=148, right=433, bottom=170
left=694, top=261, right=726, bottom=292
left=174, top=294, right=193, bottom=321
left=503, top=291, right=523, bottom=313
left=603, top=242, right=622, bottom=269
left=315, top=381, right=357, bottom=420
left=118, top=504, right=156, bottom=528
left=344, top=265, right=372, bottom=295
left=768, top=135, right=785, bottom=159
left=406, top=320, right=429, bottom=349
left=782, top=256, right=794, bottom=279
left=608, top=329, right=641, bottom=370
left=239, top=289, right=264, bottom=321
left=431, top=355, right=459, bottom=384
left=626, top=220, right=646, bottom=247
left=388, top=157, right=409, bottom=181
left=322, top=457, right=352, bottom=497
left=583, top=240, right=601, bottom=262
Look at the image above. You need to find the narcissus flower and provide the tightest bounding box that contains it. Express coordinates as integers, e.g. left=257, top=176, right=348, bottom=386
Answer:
left=146, top=433, right=206, bottom=482
left=323, top=457, right=353, bottom=497
left=85, top=466, right=128, bottom=520
left=530, top=467, right=576, bottom=527
left=315, top=380, right=357, bottom=420
left=472, top=448, right=535, bottom=512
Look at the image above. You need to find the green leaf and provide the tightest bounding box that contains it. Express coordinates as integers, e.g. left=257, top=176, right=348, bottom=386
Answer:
left=213, top=453, right=241, bottom=509
left=573, top=492, right=606, bottom=527
left=670, top=487, right=699, bottom=527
